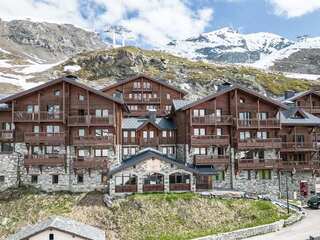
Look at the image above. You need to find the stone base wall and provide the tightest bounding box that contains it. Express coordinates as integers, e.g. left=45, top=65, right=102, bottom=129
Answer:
left=0, top=153, right=20, bottom=191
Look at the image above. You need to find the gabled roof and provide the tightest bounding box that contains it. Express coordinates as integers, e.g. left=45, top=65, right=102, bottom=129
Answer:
left=0, top=76, right=129, bottom=112
left=7, top=216, right=105, bottom=240
left=122, top=117, right=176, bottom=130
left=108, top=148, right=216, bottom=176
left=101, top=74, right=187, bottom=95
left=175, top=84, right=287, bottom=111
left=280, top=107, right=320, bottom=126
left=282, top=90, right=320, bottom=103
left=172, top=99, right=194, bottom=111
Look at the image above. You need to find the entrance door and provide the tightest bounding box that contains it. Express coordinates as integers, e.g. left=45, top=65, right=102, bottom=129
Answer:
left=196, top=175, right=213, bottom=190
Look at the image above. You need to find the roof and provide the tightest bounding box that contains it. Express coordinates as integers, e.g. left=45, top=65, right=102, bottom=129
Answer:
left=0, top=76, right=129, bottom=112
left=122, top=117, right=176, bottom=130
left=108, top=148, right=217, bottom=176
left=101, top=74, right=187, bottom=95
left=280, top=107, right=320, bottom=126
left=172, top=99, right=194, bottom=111
left=175, top=84, right=287, bottom=111
left=281, top=90, right=320, bottom=103
left=7, top=216, right=105, bottom=240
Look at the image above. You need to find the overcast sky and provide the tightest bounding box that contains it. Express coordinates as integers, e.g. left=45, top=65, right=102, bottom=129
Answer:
left=0, top=0, right=320, bottom=47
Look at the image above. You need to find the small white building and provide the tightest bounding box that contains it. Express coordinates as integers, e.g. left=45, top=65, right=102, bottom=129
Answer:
left=7, top=216, right=105, bottom=240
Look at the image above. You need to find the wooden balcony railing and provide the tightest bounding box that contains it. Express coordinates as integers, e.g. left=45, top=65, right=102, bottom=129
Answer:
left=132, top=87, right=153, bottom=92
left=192, top=115, right=233, bottom=125
left=169, top=183, right=190, bottom=191
left=115, top=185, right=138, bottom=193
left=236, top=118, right=280, bottom=129
left=14, top=111, right=63, bottom=122
left=236, top=138, right=282, bottom=149
left=191, top=135, right=229, bottom=146
left=140, top=137, right=159, bottom=146
left=73, top=135, right=114, bottom=146
left=24, top=154, right=65, bottom=167
left=73, top=157, right=108, bottom=169
left=68, top=115, right=114, bottom=126
left=194, top=155, right=229, bottom=166
left=281, top=142, right=316, bottom=152
left=143, top=184, right=164, bottom=192
left=124, top=96, right=160, bottom=103
left=123, top=137, right=137, bottom=145
left=238, top=159, right=279, bottom=170
left=0, top=130, right=14, bottom=141
left=24, top=132, right=65, bottom=144
left=299, top=106, right=320, bottom=114
left=277, top=161, right=320, bottom=170
left=159, top=137, right=176, bottom=145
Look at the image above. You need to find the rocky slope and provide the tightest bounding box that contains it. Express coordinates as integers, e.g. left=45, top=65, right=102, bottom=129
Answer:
left=34, top=46, right=317, bottom=98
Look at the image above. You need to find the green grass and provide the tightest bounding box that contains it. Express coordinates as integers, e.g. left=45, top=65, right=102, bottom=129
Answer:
left=0, top=190, right=289, bottom=240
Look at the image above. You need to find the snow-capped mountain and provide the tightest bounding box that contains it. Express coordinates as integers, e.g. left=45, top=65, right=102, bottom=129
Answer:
left=162, top=27, right=294, bottom=64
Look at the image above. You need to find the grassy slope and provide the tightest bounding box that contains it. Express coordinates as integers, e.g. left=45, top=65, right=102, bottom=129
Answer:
left=62, top=46, right=318, bottom=96
left=0, top=189, right=289, bottom=240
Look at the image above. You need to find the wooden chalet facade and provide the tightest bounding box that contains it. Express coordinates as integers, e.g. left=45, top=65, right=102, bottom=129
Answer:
left=102, top=75, right=186, bottom=117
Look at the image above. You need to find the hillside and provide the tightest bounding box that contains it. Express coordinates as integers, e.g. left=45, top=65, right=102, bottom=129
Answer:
left=40, top=46, right=318, bottom=97
left=0, top=188, right=288, bottom=240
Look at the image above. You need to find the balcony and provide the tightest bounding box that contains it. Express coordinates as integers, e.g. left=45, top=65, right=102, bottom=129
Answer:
left=73, top=135, right=114, bottom=146
left=24, top=132, right=65, bottom=145
left=0, top=130, right=14, bottom=141
left=159, top=137, right=176, bottom=145
left=140, top=137, right=159, bottom=146
left=73, top=157, right=109, bottom=170
left=24, top=154, right=65, bottom=167
left=191, top=135, right=229, bottom=146
left=236, top=138, right=282, bottom=149
left=277, top=161, right=320, bottom=171
left=299, top=106, right=320, bottom=114
left=14, top=111, right=63, bottom=122
left=132, top=87, right=153, bottom=92
left=192, top=115, right=233, bottom=125
left=123, top=137, right=137, bottom=145
left=194, top=155, right=229, bottom=167
left=124, top=96, right=160, bottom=104
left=68, top=115, right=114, bottom=126
left=238, top=159, right=279, bottom=170
left=281, top=142, right=316, bottom=152
left=236, top=118, right=280, bottom=129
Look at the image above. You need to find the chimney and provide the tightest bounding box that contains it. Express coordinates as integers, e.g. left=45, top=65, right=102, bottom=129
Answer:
left=217, top=82, right=232, bottom=92
left=284, top=90, right=295, bottom=100
left=148, top=109, right=157, bottom=122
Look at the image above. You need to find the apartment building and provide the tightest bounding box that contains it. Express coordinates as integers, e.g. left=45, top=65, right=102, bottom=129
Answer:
left=0, top=74, right=319, bottom=199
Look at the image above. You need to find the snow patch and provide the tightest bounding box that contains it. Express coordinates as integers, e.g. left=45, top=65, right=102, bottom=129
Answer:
left=64, top=65, right=81, bottom=72
left=0, top=48, right=11, bottom=54
left=284, top=72, right=320, bottom=81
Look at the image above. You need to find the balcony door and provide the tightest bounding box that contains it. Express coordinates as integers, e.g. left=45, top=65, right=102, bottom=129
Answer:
left=239, top=112, right=251, bottom=126
left=47, top=105, right=60, bottom=120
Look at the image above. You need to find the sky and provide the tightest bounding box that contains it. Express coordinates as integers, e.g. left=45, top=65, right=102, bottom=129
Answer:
left=0, top=0, right=320, bottom=47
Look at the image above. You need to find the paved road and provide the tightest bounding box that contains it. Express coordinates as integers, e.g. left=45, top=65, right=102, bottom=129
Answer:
left=246, top=208, right=320, bottom=240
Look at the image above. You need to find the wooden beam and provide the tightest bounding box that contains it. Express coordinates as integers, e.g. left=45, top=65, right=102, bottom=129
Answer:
left=310, top=94, right=313, bottom=110
left=257, top=98, right=260, bottom=129
left=86, top=90, right=90, bottom=127
left=235, top=89, right=238, bottom=128
left=37, top=92, right=41, bottom=123
left=11, top=100, right=14, bottom=124
left=62, top=81, right=66, bottom=123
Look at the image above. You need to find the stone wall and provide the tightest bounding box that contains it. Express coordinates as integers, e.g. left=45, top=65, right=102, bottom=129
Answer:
left=109, top=158, right=196, bottom=195
left=0, top=153, right=20, bottom=191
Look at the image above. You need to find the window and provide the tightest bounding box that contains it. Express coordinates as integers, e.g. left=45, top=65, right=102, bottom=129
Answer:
left=46, top=125, right=60, bottom=134
left=240, top=131, right=251, bottom=140
left=27, top=104, right=39, bottom=113
left=216, top=109, right=222, bottom=117
left=129, top=93, right=133, bottom=99
left=258, top=112, right=268, bottom=120
left=217, top=128, right=222, bottom=136
left=257, top=131, right=267, bottom=139
left=146, top=105, right=156, bottom=110
left=162, top=131, right=167, bottom=138
left=193, top=128, right=205, bottom=136
left=165, top=105, right=171, bottom=111
left=128, top=105, right=138, bottom=111
left=52, top=175, right=59, bottom=184
left=47, top=105, right=60, bottom=113
left=239, top=112, right=251, bottom=120
left=77, top=174, right=84, bottom=184
left=33, top=125, right=40, bottom=133
left=296, top=135, right=305, bottom=143
left=258, top=170, right=271, bottom=180
left=143, top=131, right=148, bottom=139
left=95, top=109, right=108, bottom=117
left=79, top=95, right=85, bottom=101
left=143, top=82, right=151, bottom=89
left=49, top=233, right=54, bottom=240
left=78, top=149, right=90, bottom=157
left=79, top=128, right=85, bottom=137
left=193, top=109, right=205, bottom=117
left=54, top=90, right=60, bottom=96
left=32, top=146, right=41, bottom=155
left=194, top=147, right=206, bottom=155
left=31, top=175, right=38, bottom=184
left=239, top=98, right=245, bottom=103
left=131, top=131, right=136, bottom=138
left=258, top=150, right=264, bottom=159
left=166, top=93, right=171, bottom=100
left=217, top=147, right=225, bottom=156
left=0, top=176, right=4, bottom=183
left=149, top=131, right=154, bottom=138
left=2, top=122, right=14, bottom=130
left=115, top=175, right=137, bottom=186
left=215, top=171, right=225, bottom=181
left=45, top=146, right=59, bottom=154
left=133, top=81, right=141, bottom=88
left=95, top=149, right=108, bottom=157
left=95, top=129, right=108, bottom=137
left=162, top=146, right=174, bottom=155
